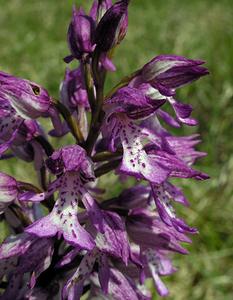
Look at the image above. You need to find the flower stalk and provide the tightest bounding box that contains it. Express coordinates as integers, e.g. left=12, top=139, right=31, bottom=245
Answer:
left=53, top=99, right=85, bottom=143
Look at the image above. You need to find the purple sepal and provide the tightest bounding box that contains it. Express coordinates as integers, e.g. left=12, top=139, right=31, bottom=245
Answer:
left=66, top=6, right=95, bottom=61
left=94, top=0, right=129, bottom=51
left=115, top=185, right=150, bottom=209
left=46, top=145, right=95, bottom=179
left=0, top=71, right=52, bottom=119
left=105, top=86, right=166, bottom=120
left=0, top=127, right=20, bottom=157
left=157, top=109, right=181, bottom=128
left=90, top=0, right=113, bottom=22
left=98, top=253, right=110, bottom=294
left=142, top=55, right=209, bottom=92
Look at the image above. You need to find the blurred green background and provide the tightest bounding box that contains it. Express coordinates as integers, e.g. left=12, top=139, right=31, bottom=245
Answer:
left=0, top=0, right=233, bottom=299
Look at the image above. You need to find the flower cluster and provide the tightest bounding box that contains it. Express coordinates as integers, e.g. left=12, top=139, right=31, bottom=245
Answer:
left=0, top=1, right=209, bottom=299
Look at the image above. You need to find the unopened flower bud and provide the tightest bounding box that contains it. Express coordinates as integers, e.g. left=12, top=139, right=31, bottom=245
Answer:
left=94, top=0, right=129, bottom=52
left=66, top=6, right=95, bottom=62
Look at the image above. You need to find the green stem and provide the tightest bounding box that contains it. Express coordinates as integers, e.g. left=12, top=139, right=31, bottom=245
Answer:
left=94, top=159, right=121, bottom=177
left=18, top=181, right=43, bottom=193
left=82, top=57, right=96, bottom=112
left=53, top=100, right=84, bottom=144
left=92, top=150, right=122, bottom=162
left=30, top=137, right=55, bottom=210
left=39, top=166, right=54, bottom=211
left=35, top=135, right=54, bottom=157
left=85, top=48, right=106, bottom=155
left=10, top=204, right=32, bottom=227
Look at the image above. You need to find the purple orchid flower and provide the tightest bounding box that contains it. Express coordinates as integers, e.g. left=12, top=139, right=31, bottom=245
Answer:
left=126, top=209, right=190, bottom=255
left=103, top=86, right=206, bottom=184
left=24, top=145, right=97, bottom=250
left=130, top=55, right=208, bottom=126
left=24, top=145, right=130, bottom=262
left=59, top=211, right=130, bottom=298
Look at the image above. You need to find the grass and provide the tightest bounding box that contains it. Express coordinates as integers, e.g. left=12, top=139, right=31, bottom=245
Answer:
left=0, top=0, right=233, bottom=299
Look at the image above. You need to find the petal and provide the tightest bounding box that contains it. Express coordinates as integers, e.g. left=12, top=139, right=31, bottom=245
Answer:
left=167, top=135, right=207, bottom=165
left=99, top=211, right=129, bottom=264
left=142, top=54, right=207, bottom=83
left=148, top=150, right=205, bottom=180
left=0, top=71, right=51, bottom=119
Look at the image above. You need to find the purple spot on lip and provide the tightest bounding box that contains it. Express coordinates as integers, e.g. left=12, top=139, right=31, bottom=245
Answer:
left=72, top=230, right=77, bottom=238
